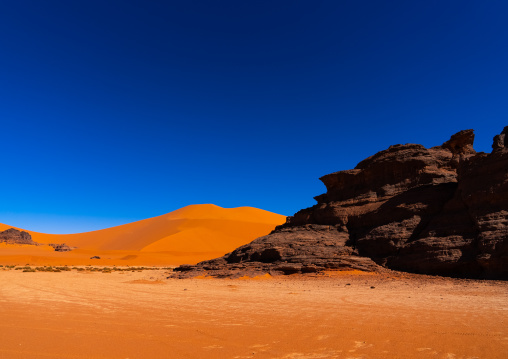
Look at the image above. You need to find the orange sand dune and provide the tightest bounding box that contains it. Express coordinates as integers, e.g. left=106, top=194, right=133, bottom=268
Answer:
left=0, top=204, right=286, bottom=266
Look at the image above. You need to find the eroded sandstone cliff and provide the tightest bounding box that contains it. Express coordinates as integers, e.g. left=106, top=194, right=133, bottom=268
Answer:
left=174, top=127, right=508, bottom=279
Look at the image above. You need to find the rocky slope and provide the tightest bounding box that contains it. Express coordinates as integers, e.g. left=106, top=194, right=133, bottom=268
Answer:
left=174, top=127, right=508, bottom=279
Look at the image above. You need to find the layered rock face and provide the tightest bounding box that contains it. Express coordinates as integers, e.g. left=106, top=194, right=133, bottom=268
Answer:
left=175, top=127, right=508, bottom=279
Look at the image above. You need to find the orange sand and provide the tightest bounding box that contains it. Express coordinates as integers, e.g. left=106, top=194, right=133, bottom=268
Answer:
left=0, top=204, right=285, bottom=266
left=0, top=269, right=506, bottom=359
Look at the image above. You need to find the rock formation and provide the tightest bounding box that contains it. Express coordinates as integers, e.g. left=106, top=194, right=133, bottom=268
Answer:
left=49, top=243, right=73, bottom=252
left=0, top=228, right=74, bottom=252
left=0, top=228, right=37, bottom=245
left=174, top=127, right=508, bottom=279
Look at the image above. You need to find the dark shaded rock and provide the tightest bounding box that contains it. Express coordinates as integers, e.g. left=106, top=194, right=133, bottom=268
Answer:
left=49, top=243, right=74, bottom=252
left=172, top=127, right=508, bottom=279
left=0, top=228, right=75, bottom=252
left=90, top=256, right=101, bottom=259
left=174, top=264, right=195, bottom=272
left=0, top=228, right=36, bottom=245
left=440, top=129, right=476, bottom=155
left=172, top=224, right=383, bottom=278
left=492, top=126, right=508, bottom=151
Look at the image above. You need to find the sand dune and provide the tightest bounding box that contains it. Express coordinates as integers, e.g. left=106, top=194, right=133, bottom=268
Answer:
left=0, top=204, right=286, bottom=265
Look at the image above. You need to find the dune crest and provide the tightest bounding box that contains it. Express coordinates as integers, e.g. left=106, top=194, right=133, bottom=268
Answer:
left=0, top=204, right=286, bottom=265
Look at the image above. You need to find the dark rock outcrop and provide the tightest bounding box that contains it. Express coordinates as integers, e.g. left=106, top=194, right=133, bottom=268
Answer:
left=49, top=243, right=74, bottom=252
left=0, top=228, right=37, bottom=245
left=0, top=228, right=75, bottom=252
left=174, top=127, right=508, bottom=279
left=175, top=224, right=383, bottom=278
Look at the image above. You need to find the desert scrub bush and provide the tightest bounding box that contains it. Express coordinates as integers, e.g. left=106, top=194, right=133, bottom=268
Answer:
left=23, top=268, right=36, bottom=272
left=37, top=266, right=61, bottom=272
left=16, top=266, right=32, bottom=271
left=55, top=266, right=71, bottom=271
left=127, top=266, right=148, bottom=272
left=15, top=266, right=32, bottom=270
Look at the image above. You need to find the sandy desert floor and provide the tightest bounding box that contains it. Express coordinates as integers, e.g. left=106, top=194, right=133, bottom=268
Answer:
left=0, top=269, right=506, bottom=359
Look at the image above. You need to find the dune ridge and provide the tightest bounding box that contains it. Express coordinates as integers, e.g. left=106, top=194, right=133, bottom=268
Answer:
left=0, top=204, right=286, bottom=265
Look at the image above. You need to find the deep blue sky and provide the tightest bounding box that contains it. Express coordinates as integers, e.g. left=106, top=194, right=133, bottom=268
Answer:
left=1, top=1, right=507, bottom=233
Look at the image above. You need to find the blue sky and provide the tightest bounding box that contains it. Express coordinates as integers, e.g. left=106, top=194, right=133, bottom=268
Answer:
left=1, top=1, right=507, bottom=233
